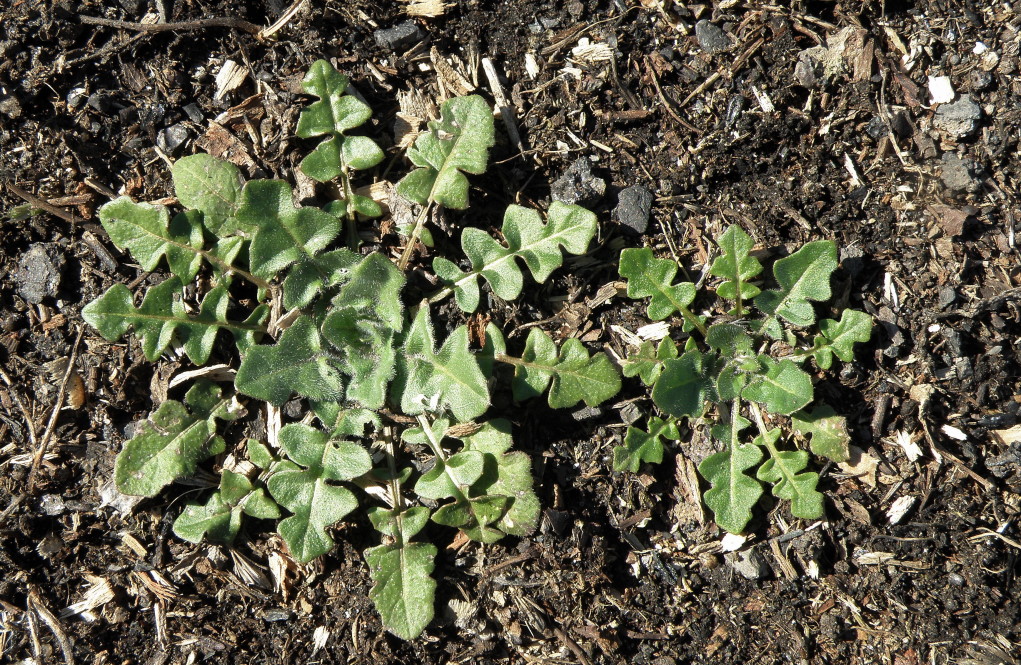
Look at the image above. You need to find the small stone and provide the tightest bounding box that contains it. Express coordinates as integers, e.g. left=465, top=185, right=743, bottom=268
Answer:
left=938, top=286, right=957, bottom=308
left=0, top=94, right=22, bottom=118
left=865, top=116, right=888, bottom=140
left=182, top=103, right=204, bottom=123
left=87, top=91, right=115, bottom=114
left=16, top=244, right=66, bottom=304
left=157, top=123, right=190, bottom=155
left=695, top=20, right=732, bottom=54
left=39, top=494, right=66, bottom=516
left=970, top=70, right=993, bottom=91
left=374, top=20, right=423, bottom=52
left=794, top=57, right=817, bottom=88
left=615, top=185, right=654, bottom=236
left=66, top=87, right=88, bottom=110
left=940, top=153, right=979, bottom=192
left=551, top=157, right=605, bottom=207
left=725, top=548, right=770, bottom=580
left=933, top=94, right=981, bottom=138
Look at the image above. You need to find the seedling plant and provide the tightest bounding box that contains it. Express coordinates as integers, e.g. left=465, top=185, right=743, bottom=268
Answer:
left=84, top=60, right=620, bottom=639
left=613, top=226, right=872, bottom=534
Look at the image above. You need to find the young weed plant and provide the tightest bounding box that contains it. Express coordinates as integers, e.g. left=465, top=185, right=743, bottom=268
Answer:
left=84, top=60, right=620, bottom=639
left=614, top=226, right=872, bottom=534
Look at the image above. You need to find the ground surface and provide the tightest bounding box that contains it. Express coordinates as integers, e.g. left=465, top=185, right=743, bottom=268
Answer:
left=2, top=1, right=1021, bottom=664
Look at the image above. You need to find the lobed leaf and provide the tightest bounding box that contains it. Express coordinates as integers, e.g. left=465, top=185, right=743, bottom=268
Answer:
left=114, top=380, right=239, bottom=497
left=743, top=356, right=813, bottom=416
left=699, top=440, right=764, bottom=535
left=365, top=542, right=437, bottom=640
left=709, top=225, right=762, bottom=312
left=810, top=309, right=873, bottom=369
left=435, top=202, right=598, bottom=312
left=282, top=248, right=361, bottom=311
left=173, top=470, right=280, bottom=545
left=651, top=349, right=718, bottom=418
left=98, top=197, right=207, bottom=282
left=613, top=416, right=680, bottom=472
left=755, top=429, right=824, bottom=520
left=510, top=328, right=621, bottom=409
left=621, top=337, right=678, bottom=386
left=791, top=405, right=850, bottom=463
left=172, top=154, right=243, bottom=234
left=396, top=95, right=495, bottom=209
left=618, top=248, right=697, bottom=321
left=754, top=240, right=837, bottom=328
left=368, top=506, right=432, bottom=541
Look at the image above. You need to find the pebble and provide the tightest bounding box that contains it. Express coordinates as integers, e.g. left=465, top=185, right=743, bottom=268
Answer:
left=374, top=20, right=423, bottom=52
left=940, top=152, right=979, bottom=192
left=157, top=123, right=191, bottom=155
left=725, top=548, right=771, bottom=580
left=182, top=103, right=204, bottom=123
left=614, top=185, right=654, bottom=235
left=695, top=20, right=732, bottom=54
left=0, top=94, right=22, bottom=118
left=933, top=94, right=982, bottom=138
left=551, top=157, right=606, bottom=207
left=16, top=244, right=66, bottom=304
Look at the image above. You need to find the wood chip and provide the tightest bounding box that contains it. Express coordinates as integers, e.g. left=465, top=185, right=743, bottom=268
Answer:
left=214, top=59, right=248, bottom=101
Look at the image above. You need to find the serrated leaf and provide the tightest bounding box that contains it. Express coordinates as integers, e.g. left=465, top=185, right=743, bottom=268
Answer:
left=511, top=328, right=621, bottom=409
left=613, top=416, right=680, bottom=472
left=754, top=240, right=837, bottom=327
left=234, top=180, right=341, bottom=280
left=438, top=203, right=598, bottom=312
left=699, top=440, right=763, bottom=534
left=172, top=154, right=243, bottom=234
left=296, top=60, right=372, bottom=137
left=365, top=542, right=437, bottom=640
left=114, top=380, right=237, bottom=497
left=282, top=248, right=361, bottom=311
left=652, top=350, right=717, bottom=418
left=756, top=440, right=824, bottom=520
left=622, top=337, right=678, bottom=386
left=618, top=248, right=697, bottom=321
left=98, top=197, right=205, bottom=281
left=235, top=315, right=345, bottom=405
left=267, top=423, right=371, bottom=563
left=368, top=506, right=432, bottom=541
left=811, top=309, right=872, bottom=369
left=792, top=405, right=850, bottom=463
left=396, top=95, right=495, bottom=209
left=395, top=306, right=489, bottom=421
left=743, top=356, right=813, bottom=415
left=709, top=225, right=762, bottom=313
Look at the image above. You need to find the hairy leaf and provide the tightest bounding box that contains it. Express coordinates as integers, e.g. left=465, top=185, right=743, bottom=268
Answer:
left=792, top=405, right=850, bottom=463
left=172, top=154, right=243, bottom=234
left=98, top=197, right=211, bottom=281
left=395, top=306, right=489, bottom=421
left=365, top=542, right=437, bottom=640
left=282, top=248, right=361, bottom=311
left=312, top=402, right=381, bottom=439
left=368, top=506, right=432, bottom=541
left=114, top=380, right=239, bottom=497
left=415, top=450, right=486, bottom=500
left=510, top=328, right=621, bottom=409
left=621, top=337, right=678, bottom=386
left=613, top=416, right=680, bottom=472
left=699, top=440, right=764, bottom=534
left=435, top=203, right=597, bottom=312
left=267, top=423, right=372, bottom=562
left=755, top=430, right=824, bottom=520
left=396, top=95, right=495, bottom=209
left=709, top=225, right=762, bottom=313
left=619, top=248, right=697, bottom=321
left=652, top=350, right=717, bottom=418
left=235, top=315, right=345, bottom=405
left=743, top=356, right=813, bottom=415
left=173, top=470, right=280, bottom=544
left=754, top=240, right=837, bottom=327
left=810, top=309, right=873, bottom=369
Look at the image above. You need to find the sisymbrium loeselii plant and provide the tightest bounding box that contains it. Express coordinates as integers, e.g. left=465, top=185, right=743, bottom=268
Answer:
left=613, top=226, right=872, bottom=534
left=84, top=60, right=620, bottom=640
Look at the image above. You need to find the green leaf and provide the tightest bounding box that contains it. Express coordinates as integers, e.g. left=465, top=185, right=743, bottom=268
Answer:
left=235, top=315, right=345, bottom=405
left=394, top=306, right=489, bottom=421
left=612, top=416, right=680, bottom=472
left=618, top=248, right=697, bottom=321
left=114, top=380, right=238, bottom=497
left=754, top=240, right=838, bottom=327
left=792, top=406, right=850, bottom=463
left=173, top=470, right=280, bottom=545
left=311, top=402, right=381, bottom=439
left=621, top=337, right=678, bottom=386
left=234, top=180, right=341, bottom=280
left=282, top=249, right=361, bottom=311
left=415, top=450, right=486, bottom=500
left=267, top=423, right=371, bottom=563
left=756, top=436, right=824, bottom=520
left=743, top=356, right=813, bottom=416
left=652, top=350, right=717, bottom=418
left=705, top=323, right=753, bottom=357
left=810, top=309, right=872, bottom=369
left=296, top=60, right=372, bottom=137
left=699, top=440, right=764, bottom=534
left=437, top=203, right=598, bottom=312
left=172, top=154, right=243, bottom=234
left=396, top=95, right=495, bottom=209
left=365, top=542, right=437, bottom=640
left=368, top=506, right=432, bottom=541
left=98, top=197, right=205, bottom=281
left=709, top=225, right=762, bottom=313
left=510, top=328, right=621, bottom=409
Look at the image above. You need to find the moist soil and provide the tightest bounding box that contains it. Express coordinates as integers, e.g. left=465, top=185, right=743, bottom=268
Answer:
left=2, top=1, right=1021, bottom=664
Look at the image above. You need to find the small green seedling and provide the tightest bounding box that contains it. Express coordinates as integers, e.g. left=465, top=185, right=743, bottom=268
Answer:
left=83, top=61, right=619, bottom=640
left=614, top=225, right=872, bottom=534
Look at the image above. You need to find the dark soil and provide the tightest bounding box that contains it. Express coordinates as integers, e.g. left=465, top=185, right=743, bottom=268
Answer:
left=2, top=1, right=1021, bottom=663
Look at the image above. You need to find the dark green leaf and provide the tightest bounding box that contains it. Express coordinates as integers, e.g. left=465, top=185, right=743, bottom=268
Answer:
left=754, top=240, right=837, bottom=327
left=618, top=248, right=697, bottom=321
left=743, top=356, right=813, bottom=415
left=699, top=441, right=763, bottom=534
left=810, top=309, right=872, bottom=369
left=612, top=416, right=679, bottom=472
left=652, top=350, right=717, bottom=418
left=365, top=542, right=437, bottom=640
left=511, top=328, right=621, bottom=408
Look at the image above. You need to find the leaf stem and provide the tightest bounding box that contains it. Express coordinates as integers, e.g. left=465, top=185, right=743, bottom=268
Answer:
left=415, top=414, right=470, bottom=504
left=678, top=304, right=709, bottom=338
left=398, top=204, right=433, bottom=271
left=384, top=428, right=406, bottom=547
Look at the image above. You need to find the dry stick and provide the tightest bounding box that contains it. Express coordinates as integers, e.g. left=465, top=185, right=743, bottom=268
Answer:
left=27, top=327, right=85, bottom=492
left=79, top=14, right=263, bottom=38
left=3, top=182, right=76, bottom=223
left=28, top=588, right=75, bottom=665
left=0, top=368, right=38, bottom=449
left=643, top=56, right=699, bottom=133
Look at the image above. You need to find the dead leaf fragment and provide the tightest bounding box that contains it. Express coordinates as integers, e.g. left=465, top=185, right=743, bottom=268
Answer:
left=837, top=446, right=879, bottom=487
left=927, top=204, right=970, bottom=237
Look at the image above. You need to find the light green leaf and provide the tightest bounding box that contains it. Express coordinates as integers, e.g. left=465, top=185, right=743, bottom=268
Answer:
left=699, top=440, right=764, bottom=534
left=756, top=442, right=824, bottom=520
left=368, top=506, right=432, bottom=541
left=235, top=315, right=345, bottom=405
left=810, top=309, right=872, bottom=369
left=394, top=306, right=489, bottom=421
left=621, top=337, right=678, bottom=386
left=705, top=323, right=753, bottom=357
left=173, top=470, right=280, bottom=544
left=311, top=402, right=381, bottom=439
left=792, top=406, right=850, bottom=463
left=437, top=203, right=598, bottom=311
left=282, top=248, right=361, bottom=311
left=365, top=542, right=437, bottom=640
left=415, top=450, right=486, bottom=500
left=172, top=154, right=243, bottom=234
left=234, top=180, right=341, bottom=280
left=754, top=240, right=837, bottom=327
left=396, top=95, right=495, bottom=209
left=510, top=328, right=621, bottom=409
left=618, top=248, right=697, bottom=321
left=651, top=350, right=717, bottom=418
left=709, top=225, right=762, bottom=313
left=114, top=380, right=238, bottom=497
left=743, top=356, right=813, bottom=415
left=612, top=416, right=679, bottom=472
left=296, top=60, right=372, bottom=137
left=98, top=197, right=204, bottom=281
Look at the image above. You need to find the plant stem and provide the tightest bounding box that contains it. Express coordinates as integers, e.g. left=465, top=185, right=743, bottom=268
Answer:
left=339, top=168, right=361, bottom=251
left=415, top=414, right=470, bottom=504
left=677, top=304, right=708, bottom=338
left=384, top=428, right=406, bottom=547
left=398, top=204, right=432, bottom=271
